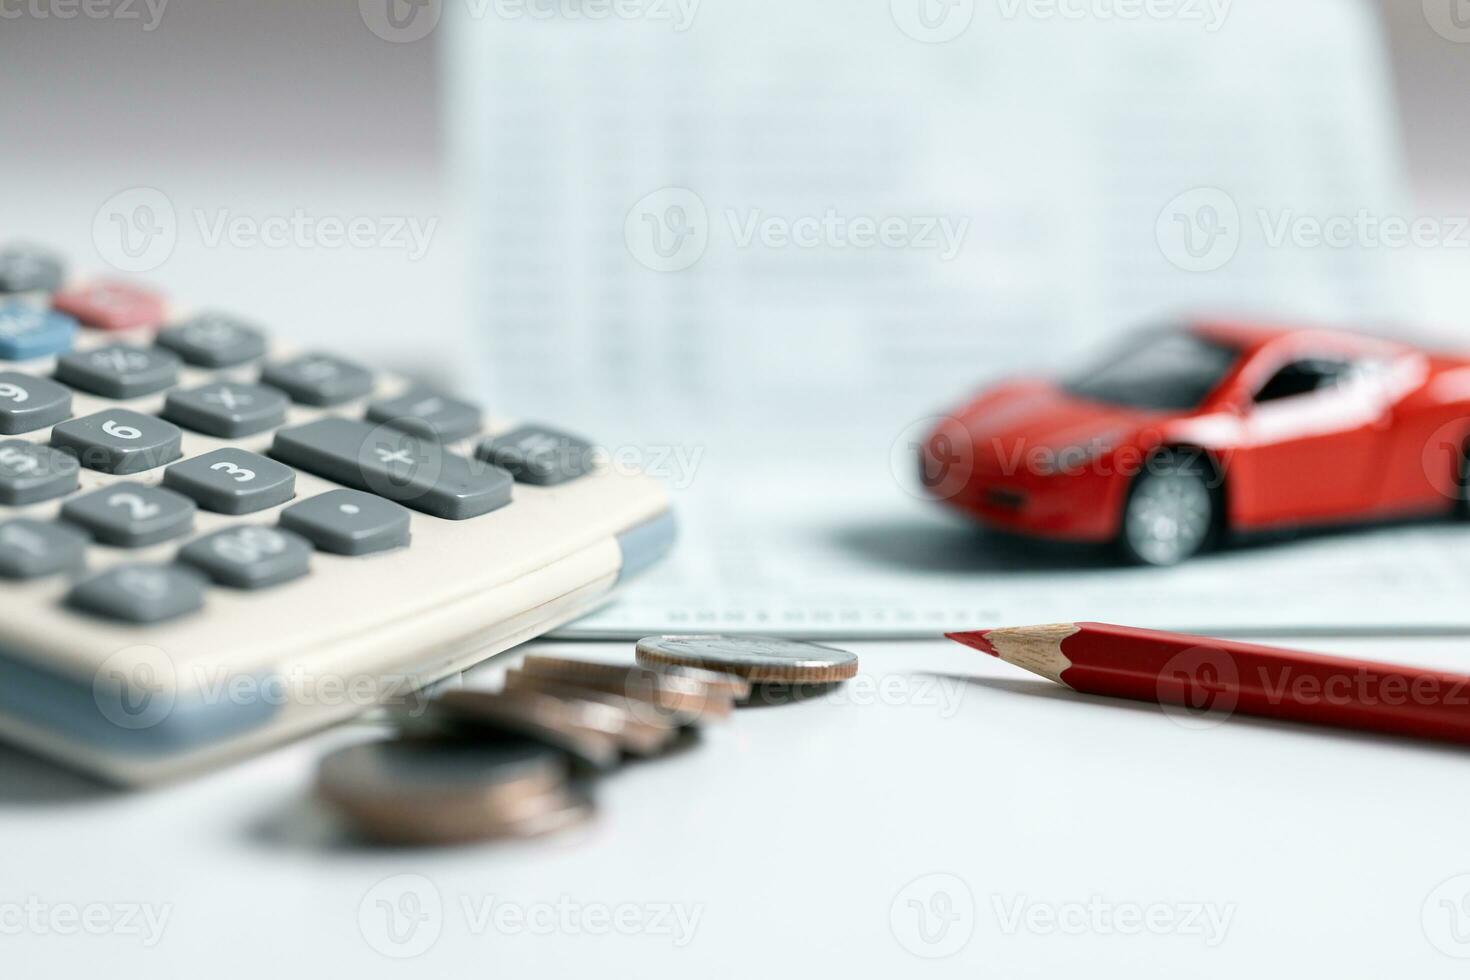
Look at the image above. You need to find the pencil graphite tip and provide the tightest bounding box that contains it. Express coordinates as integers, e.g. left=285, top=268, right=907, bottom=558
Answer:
left=944, top=630, right=997, bottom=656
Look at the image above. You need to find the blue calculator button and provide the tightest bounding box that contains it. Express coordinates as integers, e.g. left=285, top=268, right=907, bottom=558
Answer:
left=0, top=305, right=76, bottom=361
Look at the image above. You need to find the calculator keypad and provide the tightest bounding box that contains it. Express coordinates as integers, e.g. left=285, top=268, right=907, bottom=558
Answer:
left=261, top=352, right=374, bottom=406
left=55, top=343, right=181, bottom=399
left=271, top=417, right=512, bottom=520
left=0, top=371, right=72, bottom=434
left=155, top=313, right=267, bottom=367
left=52, top=410, right=184, bottom=475
left=0, top=439, right=80, bottom=504
left=67, top=563, right=206, bottom=623
left=178, top=525, right=312, bottom=589
left=0, top=249, right=643, bottom=633
left=61, top=483, right=197, bottom=547
left=280, top=489, right=411, bottom=556
left=162, top=382, right=289, bottom=438
left=163, top=448, right=296, bottom=515
left=0, top=519, right=87, bottom=579
left=0, top=305, right=76, bottom=361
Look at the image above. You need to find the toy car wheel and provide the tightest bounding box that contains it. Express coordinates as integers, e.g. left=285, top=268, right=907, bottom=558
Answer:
left=1119, top=452, right=1216, bottom=566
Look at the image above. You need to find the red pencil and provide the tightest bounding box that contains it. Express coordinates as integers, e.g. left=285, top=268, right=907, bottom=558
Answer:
left=947, top=622, right=1470, bottom=745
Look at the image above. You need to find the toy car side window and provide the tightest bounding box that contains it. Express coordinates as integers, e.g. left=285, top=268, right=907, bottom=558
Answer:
left=1253, top=357, right=1354, bottom=404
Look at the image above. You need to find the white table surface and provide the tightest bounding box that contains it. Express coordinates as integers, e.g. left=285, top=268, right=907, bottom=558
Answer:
left=3, top=633, right=1469, bottom=979
left=7, top=18, right=1470, bottom=973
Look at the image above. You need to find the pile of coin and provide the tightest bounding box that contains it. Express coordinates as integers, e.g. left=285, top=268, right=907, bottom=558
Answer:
left=316, top=635, right=859, bottom=845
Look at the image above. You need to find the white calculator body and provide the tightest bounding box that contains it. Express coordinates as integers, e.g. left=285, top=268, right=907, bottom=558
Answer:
left=0, top=247, right=674, bottom=785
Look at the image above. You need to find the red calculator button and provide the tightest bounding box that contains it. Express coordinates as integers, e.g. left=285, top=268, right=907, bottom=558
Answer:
left=52, top=281, right=166, bottom=332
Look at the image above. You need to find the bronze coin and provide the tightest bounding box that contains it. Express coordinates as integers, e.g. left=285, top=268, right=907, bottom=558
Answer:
left=521, top=654, right=751, bottom=700
left=316, top=736, right=575, bottom=845
left=505, top=667, right=733, bottom=721
left=431, top=688, right=626, bottom=768
left=489, top=675, right=680, bottom=754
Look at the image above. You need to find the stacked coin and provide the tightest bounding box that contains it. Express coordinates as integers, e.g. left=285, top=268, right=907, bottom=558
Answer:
left=317, top=737, right=592, bottom=845
left=316, top=634, right=858, bottom=845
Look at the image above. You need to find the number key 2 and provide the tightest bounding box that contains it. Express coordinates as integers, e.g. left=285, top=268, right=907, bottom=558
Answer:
left=60, top=483, right=196, bottom=548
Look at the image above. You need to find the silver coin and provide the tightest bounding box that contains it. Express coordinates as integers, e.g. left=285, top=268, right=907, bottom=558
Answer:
left=635, top=634, right=859, bottom=683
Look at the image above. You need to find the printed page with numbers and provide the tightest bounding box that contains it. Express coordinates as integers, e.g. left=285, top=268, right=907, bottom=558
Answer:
left=449, top=0, right=1470, bottom=638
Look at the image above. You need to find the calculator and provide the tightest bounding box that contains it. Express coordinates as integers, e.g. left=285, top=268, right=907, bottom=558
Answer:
left=0, top=244, right=675, bottom=785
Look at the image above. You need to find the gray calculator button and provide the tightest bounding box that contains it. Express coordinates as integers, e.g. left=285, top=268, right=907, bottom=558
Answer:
left=178, top=525, right=312, bottom=589
left=51, top=410, right=183, bottom=474
left=54, top=343, right=181, bottom=399
left=0, top=439, right=79, bottom=504
left=61, top=483, right=196, bottom=547
left=162, top=381, right=289, bottom=438
left=0, top=519, right=87, bottom=579
left=0, top=245, right=64, bottom=294
left=156, top=313, right=267, bottom=368
left=0, top=371, right=71, bottom=434
left=163, top=448, right=296, bottom=515
left=279, top=489, right=410, bottom=556
left=67, top=563, right=206, bottom=623
left=477, top=424, right=596, bottom=486
left=260, top=352, right=374, bottom=406
left=270, top=417, right=512, bottom=520
left=366, top=388, right=483, bottom=441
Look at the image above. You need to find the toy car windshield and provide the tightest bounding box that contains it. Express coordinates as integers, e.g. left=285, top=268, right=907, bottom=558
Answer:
left=1063, top=328, right=1242, bottom=411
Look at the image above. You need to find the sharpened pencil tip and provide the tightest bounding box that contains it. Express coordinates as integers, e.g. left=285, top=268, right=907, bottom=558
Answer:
left=944, top=630, right=997, bottom=656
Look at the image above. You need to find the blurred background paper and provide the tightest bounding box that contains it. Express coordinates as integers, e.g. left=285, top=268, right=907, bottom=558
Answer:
left=450, top=0, right=1470, bottom=637
left=451, top=0, right=1415, bottom=433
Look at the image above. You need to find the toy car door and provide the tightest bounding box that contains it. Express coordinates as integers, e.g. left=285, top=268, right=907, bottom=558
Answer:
left=1234, top=354, right=1395, bottom=525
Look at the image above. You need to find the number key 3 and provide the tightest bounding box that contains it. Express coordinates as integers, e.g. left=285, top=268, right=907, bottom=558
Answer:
left=163, top=449, right=296, bottom=515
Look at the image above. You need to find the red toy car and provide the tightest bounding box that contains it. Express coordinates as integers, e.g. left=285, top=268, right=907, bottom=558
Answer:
left=920, top=321, right=1470, bottom=565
